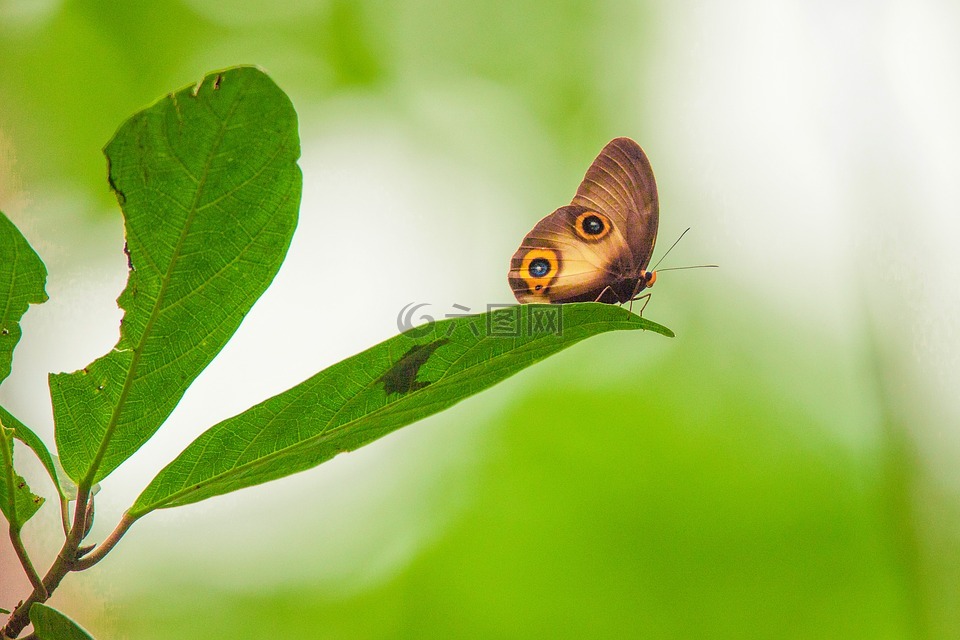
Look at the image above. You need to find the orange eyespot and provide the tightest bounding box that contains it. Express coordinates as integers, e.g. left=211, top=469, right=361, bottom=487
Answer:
left=519, top=248, right=558, bottom=295
left=574, top=211, right=612, bottom=241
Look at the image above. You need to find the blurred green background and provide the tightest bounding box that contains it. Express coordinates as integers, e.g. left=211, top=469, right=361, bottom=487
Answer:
left=2, top=0, right=959, bottom=638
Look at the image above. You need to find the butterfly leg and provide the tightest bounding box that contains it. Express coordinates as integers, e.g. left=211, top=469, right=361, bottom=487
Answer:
left=630, top=293, right=652, bottom=316
left=593, top=286, right=616, bottom=304
left=627, top=278, right=647, bottom=314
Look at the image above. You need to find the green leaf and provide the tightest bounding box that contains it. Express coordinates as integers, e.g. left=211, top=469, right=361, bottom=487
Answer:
left=0, top=406, right=63, bottom=499
left=50, top=66, right=301, bottom=486
left=30, top=603, right=95, bottom=640
left=0, top=210, right=48, bottom=386
left=52, top=455, right=80, bottom=501
left=131, top=303, right=672, bottom=517
left=48, top=455, right=100, bottom=502
left=0, top=423, right=45, bottom=529
left=0, top=212, right=60, bottom=500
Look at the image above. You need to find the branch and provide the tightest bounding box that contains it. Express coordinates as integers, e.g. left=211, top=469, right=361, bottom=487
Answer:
left=73, top=512, right=136, bottom=571
left=3, top=485, right=91, bottom=638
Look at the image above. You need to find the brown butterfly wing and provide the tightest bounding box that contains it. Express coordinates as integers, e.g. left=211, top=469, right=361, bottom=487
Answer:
left=570, top=137, right=659, bottom=271
left=508, top=205, right=633, bottom=303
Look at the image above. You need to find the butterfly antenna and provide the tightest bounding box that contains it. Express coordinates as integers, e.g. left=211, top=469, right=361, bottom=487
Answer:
left=656, top=264, right=719, bottom=272
left=649, top=227, right=691, bottom=272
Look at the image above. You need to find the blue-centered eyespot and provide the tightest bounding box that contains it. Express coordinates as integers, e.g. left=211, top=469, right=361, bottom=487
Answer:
left=573, top=211, right=612, bottom=241
left=528, top=258, right=551, bottom=278
left=581, top=215, right=604, bottom=235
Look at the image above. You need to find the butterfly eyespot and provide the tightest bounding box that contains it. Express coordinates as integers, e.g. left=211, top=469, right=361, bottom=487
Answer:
left=573, top=211, right=612, bottom=241
left=529, top=258, right=551, bottom=278
left=516, top=248, right=559, bottom=297
left=581, top=215, right=604, bottom=235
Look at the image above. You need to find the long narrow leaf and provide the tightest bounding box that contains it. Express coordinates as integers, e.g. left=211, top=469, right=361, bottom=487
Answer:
left=50, top=66, right=302, bottom=485
left=0, top=423, right=45, bottom=529
left=0, top=209, right=48, bottom=385
left=131, top=304, right=672, bottom=517
left=0, top=406, right=62, bottom=499
left=0, top=212, right=51, bottom=519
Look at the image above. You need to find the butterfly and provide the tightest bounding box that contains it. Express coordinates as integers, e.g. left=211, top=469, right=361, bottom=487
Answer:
left=508, top=137, right=660, bottom=309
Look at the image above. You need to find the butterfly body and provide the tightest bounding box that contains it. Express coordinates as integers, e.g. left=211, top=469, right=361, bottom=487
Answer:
left=508, top=137, right=659, bottom=305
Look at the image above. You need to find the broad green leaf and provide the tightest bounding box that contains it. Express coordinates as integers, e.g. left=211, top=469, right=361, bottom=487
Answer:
left=0, top=423, right=45, bottom=529
left=131, top=304, right=672, bottom=516
left=30, top=603, right=95, bottom=640
left=0, top=210, right=48, bottom=386
left=50, top=66, right=301, bottom=486
left=0, top=406, right=63, bottom=499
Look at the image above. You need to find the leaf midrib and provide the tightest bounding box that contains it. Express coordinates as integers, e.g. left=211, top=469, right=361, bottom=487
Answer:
left=224, top=317, right=577, bottom=471
left=132, top=317, right=653, bottom=515
left=81, top=90, right=242, bottom=488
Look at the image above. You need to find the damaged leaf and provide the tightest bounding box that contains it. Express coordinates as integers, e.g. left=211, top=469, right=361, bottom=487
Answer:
left=131, top=303, right=672, bottom=517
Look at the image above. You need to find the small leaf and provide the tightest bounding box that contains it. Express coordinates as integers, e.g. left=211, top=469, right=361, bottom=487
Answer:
left=49, top=455, right=100, bottom=502
left=30, top=603, right=95, bottom=640
left=131, top=303, right=672, bottom=516
left=52, top=455, right=80, bottom=501
left=0, top=210, right=48, bottom=386
left=50, top=66, right=302, bottom=486
left=0, top=423, right=45, bottom=529
left=0, top=406, right=63, bottom=499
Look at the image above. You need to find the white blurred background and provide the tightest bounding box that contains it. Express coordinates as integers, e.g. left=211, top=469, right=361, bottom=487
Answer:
left=2, top=0, right=959, bottom=637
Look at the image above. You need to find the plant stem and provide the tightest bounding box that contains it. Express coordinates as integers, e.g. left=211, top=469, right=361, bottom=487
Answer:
left=7, top=526, right=45, bottom=597
left=0, top=425, right=46, bottom=597
left=73, top=512, right=136, bottom=571
left=2, top=486, right=91, bottom=638
left=59, top=496, right=70, bottom=536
